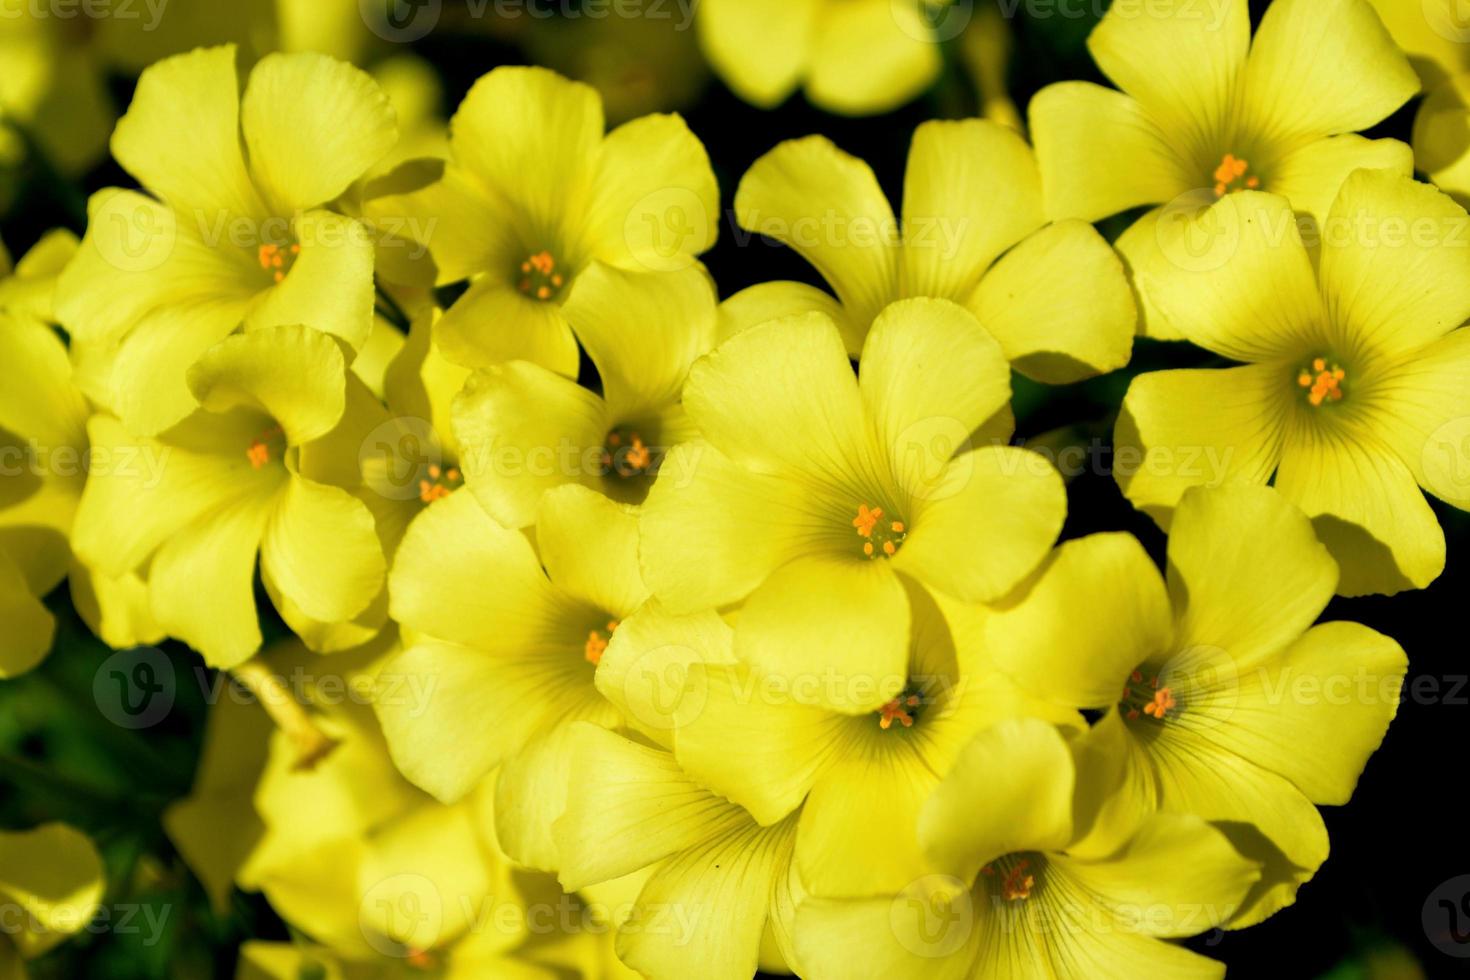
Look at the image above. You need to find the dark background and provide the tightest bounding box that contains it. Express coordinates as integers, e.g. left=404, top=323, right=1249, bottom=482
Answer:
left=2, top=0, right=1466, bottom=976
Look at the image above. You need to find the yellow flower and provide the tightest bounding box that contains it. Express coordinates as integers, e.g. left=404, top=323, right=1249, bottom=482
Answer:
left=1367, top=0, right=1470, bottom=203
left=640, top=300, right=1066, bottom=714
left=594, top=589, right=1080, bottom=900
left=698, top=0, right=950, bottom=116
left=0, top=823, right=105, bottom=967
left=554, top=723, right=803, bottom=980
left=56, top=45, right=398, bottom=436
left=1116, top=171, right=1470, bottom=595
left=985, top=486, right=1405, bottom=925
left=0, top=232, right=159, bottom=675
left=71, top=325, right=387, bottom=668
left=732, top=119, right=1136, bottom=382
left=374, top=484, right=646, bottom=869
left=454, top=263, right=717, bottom=528
left=1030, top=0, right=1419, bottom=338
left=398, top=66, right=718, bottom=371
left=796, top=718, right=1259, bottom=979
left=0, top=2, right=114, bottom=174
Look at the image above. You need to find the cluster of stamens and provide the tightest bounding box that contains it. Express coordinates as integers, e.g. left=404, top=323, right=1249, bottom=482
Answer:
left=246, top=426, right=284, bottom=469
left=417, top=463, right=462, bottom=504
left=1297, top=357, right=1346, bottom=407
left=602, top=429, right=654, bottom=478
left=981, top=857, right=1036, bottom=902
left=1212, top=153, right=1260, bottom=197
left=853, top=504, right=906, bottom=558
left=877, top=692, right=922, bottom=730
left=258, top=242, right=301, bottom=284
left=1120, top=669, right=1176, bottom=721
left=585, top=619, right=620, bottom=666
left=518, top=250, right=565, bottom=301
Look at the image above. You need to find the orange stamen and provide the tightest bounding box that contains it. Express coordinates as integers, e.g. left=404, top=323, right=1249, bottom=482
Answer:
left=584, top=620, right=620, bottom=666
left=854, top=504, right=907, bottom=559
left=1212, top=153, right=1260, bottom=197
left=517, top=250, right=564, bottom=301
left=1299, top=358, right=1347, bottom=407
left=877, top=694, right=921, bottom=730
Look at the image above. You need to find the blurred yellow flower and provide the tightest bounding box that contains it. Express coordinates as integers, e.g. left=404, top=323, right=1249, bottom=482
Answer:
left=0, top=823, right=106, bottom=969
left=698, top=0, right=951, bottom=115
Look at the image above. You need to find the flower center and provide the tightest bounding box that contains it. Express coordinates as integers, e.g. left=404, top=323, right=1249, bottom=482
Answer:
left=981, top=855, right=1037, bottom=902
left=853, top=504, right=906, bottom=559
left=417, top=463, right=462, bottom=504
left=257, top=241, right=301, bottom=284
left=1296, top=357, right=1347, bottom=407
left=1120, top=669, right=1177, bottom=722
left=1212, top=153, right=1260, bottom=197
left=877, top=691, right=922, bottom=730
left=517, top=250, right=565, bottom=301
left=601, top=428, right=655, bottom=478
left=246, top=425, right=284, bottom=469
left=585, top=619, right=620, bottom=666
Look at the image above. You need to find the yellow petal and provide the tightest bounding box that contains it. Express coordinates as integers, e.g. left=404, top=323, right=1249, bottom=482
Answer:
left=107, top=300, right=247, bottom=438
left=110, top=45, right=266, bottom=220
left=918, top=718, right=1075, bottom=884
left=684, top=312, right=868, bottom=482
left=1319, top=168, right=1470, bottom=359
left=535, top=483, right=648, bottom=617
left=0, top=313, right=87, bottom=451
left=697, top=0, right=819, bottom=108
left=261, top=478, right=385, bottom=624
left=1275, top=423, right=1444, bottom=595
left=0, top=551, right=53, bottom=679
left=449, top=67, right=603, bottom=245
left=1166, top=485, right=1338, bottom=670
left=805, top=0, right=940, bottom=115
left=859, top=298, right=1011, bottom=495
left=454, top=361, right=610, bottom=529
left=1087, top=0, right=1250, bottom=166
left=188, top=323, right=348, bottom=445
left=1370, top=327, right=1470, bottom=509
left=0, top=824, right=105, bottom=959
left=969, top=219, right=1135, bottom=383
left=735, top=554, right=909, bottom=714
left=717, top=281, right=854, bottom=352
left=1203, top=621, right=1404, bottom=806
left=241, top=52, right=397, bottom=214
left=1115, top=364, right=1288, bottom=521
left=1029, top=82, right=1189, bottom=222
left=148, top=493, right=271, bottom=667
left=986, top=533, right=1173, bottom=708
left=1240, top=0, right=1418, bottom=147
left=562, top=262, right=717, bottom=424
left=893, top=446, right=1066, bottom=603
left=640, top=442, right=817, bottom=612
left=1267, top=135, right=1414, bottom=229
left=580, top=114, right=719, bottom=272
left=244, top=210, right=378, bottom=352
left=735, top=137, right=900, bottom=330
left=1414, top=74, right=1470, bottom=202
left=433, top=278, right=580, bottom=375
left=1136, top=191, right=1324, bottom=363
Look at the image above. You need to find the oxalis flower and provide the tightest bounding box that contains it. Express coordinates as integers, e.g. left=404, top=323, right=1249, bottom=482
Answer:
left=374, top=484, right=647, bottom=870
left=396, top=65, right=718, bottom=371
left=1030, top=0, right=1419, bottom=338
left=1116, top=170, right=1470, bottom=596
left=796, top=718, right=1260, bottom=979
left=697, top=0, right=952, bottom=116
left=640, top=299, right=1067, bottom=715
left=453, top=263, right=717, bottom=529
left=554, top=723, right=803, bottom=980
left=71, top=325, right=387, bottom=668
left=985, top=485, right=1405, bottom=926
left=0, top=823, right=105, bottom=966
left=594, top=589, right=1078, bottom=900
left=732, top=119, right=1136, bottom=383
left=56, top=44, right=397, bottom=436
